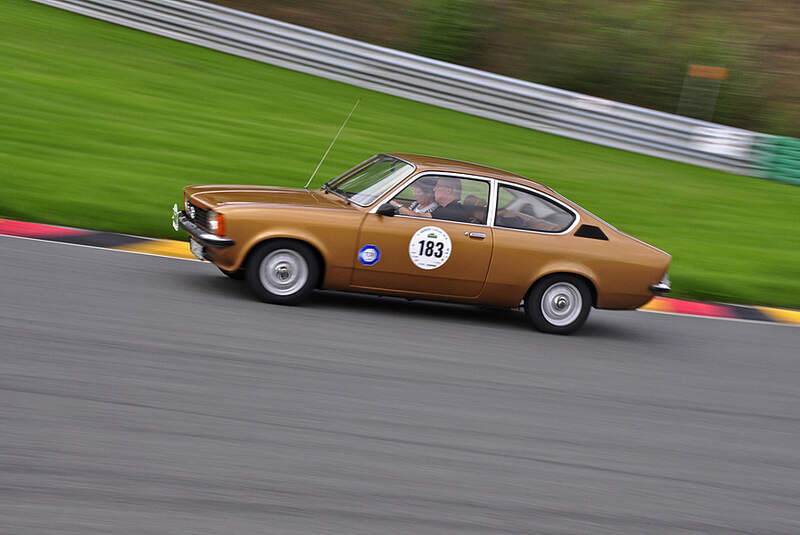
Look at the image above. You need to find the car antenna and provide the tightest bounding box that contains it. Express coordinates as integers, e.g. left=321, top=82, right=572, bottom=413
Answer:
left=304, top=98, right=360, bottom=190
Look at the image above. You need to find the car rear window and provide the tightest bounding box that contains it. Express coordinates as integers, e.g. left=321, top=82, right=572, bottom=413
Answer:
left=495, top=185, right=575, bottom=232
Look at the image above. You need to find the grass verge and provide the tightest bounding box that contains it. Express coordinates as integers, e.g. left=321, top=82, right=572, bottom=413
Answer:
left=2, top=0, right=799, bottom=308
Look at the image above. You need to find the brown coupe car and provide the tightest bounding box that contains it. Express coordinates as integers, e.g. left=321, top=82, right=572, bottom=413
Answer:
left=172, top=153, right=670, bottom=334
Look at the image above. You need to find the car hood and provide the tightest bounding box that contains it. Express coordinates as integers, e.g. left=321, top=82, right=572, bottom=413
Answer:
left=186, top=185, right=350, bottom=210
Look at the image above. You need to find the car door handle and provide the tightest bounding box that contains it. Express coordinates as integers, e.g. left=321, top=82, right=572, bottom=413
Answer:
left=465, top=232, right=486, bottom=239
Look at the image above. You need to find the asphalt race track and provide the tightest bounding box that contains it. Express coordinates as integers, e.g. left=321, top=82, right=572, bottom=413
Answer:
left=2, top=236, right=799, bottom=534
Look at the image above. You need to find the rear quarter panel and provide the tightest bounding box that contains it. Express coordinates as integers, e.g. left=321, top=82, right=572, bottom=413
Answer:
left=481, top=224, right=669, bottom=309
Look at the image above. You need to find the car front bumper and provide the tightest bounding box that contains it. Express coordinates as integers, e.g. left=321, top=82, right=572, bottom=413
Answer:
left=649, top=272, right=671, bottom=295
left=172, top=204, right=234, bottom=248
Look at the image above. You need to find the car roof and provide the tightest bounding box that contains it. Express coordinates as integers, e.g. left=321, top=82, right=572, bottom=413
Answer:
left=387, top=153, right=552, bottom=192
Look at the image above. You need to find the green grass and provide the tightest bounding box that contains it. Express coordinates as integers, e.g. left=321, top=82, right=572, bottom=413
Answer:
left=2, top=0, right=799, bottom=308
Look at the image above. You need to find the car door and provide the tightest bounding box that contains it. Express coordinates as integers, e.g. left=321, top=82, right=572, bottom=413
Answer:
left=350, top=175, right=493, bottom=298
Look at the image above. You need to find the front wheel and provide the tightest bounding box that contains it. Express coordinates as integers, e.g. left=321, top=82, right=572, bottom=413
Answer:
left=245, top=240, right=319, bottom=305
left=524, top=275, right=591, bottom=335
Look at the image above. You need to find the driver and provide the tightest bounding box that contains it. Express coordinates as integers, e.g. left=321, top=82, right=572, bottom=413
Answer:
left=395, top=177, right=470, bottom=223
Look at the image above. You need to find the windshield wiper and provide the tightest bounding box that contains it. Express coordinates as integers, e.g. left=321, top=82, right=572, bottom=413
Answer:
left=325, top=184, right=350, bottom=204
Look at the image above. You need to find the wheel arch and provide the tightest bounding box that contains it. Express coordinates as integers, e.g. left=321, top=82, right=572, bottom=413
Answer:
left=528, top=271, right=598, bottom=308
left=241, top=236, right=327, bottom=289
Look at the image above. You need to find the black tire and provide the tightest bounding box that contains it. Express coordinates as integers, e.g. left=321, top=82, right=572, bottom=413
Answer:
left=245, top=240, right=320, bottom=305
left=524, top=274, right=591, bottom=335
left=218, top=267, right=245, bottom=280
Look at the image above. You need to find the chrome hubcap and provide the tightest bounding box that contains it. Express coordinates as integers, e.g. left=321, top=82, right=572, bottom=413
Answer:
left=275, top=265, right=290, bottom=281
left=541, top=282, right=582, bottom=326
left=259, top=249, right=308, bottom=296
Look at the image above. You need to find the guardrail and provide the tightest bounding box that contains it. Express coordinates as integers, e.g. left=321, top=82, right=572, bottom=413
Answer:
left=29, top=0, right=796, bottom=178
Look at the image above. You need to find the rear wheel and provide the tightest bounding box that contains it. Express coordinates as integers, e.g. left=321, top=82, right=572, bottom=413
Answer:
left=524, top=274, right=591, bottom=334
left=245, top=240, right=319, bottom=305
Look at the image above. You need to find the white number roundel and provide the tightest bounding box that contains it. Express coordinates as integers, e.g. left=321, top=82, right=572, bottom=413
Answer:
left=409, top=226, right=452, bottom=270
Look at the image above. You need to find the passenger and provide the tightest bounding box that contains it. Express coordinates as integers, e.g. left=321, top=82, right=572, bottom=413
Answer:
left=464, top=205, right=485, bottom=224
left=405, top=178, right=438, bottom=214
left=463, top=195, right=487, bottom=207
left=496, top=208, right=562, bottom=231
left=463, top=195, right=488, bottom=224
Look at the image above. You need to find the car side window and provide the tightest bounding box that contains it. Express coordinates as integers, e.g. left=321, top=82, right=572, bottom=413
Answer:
left=495, top=185, right=575, bottom=232
left=391, top=176, right=490, bottom=224
left=459, top=178, right=490, bottom=224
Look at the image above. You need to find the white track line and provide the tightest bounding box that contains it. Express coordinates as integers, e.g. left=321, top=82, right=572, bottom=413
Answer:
left=0, top=233, right=202, bottom=262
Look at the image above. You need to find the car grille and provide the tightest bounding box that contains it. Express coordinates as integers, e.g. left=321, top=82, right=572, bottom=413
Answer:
left=189, top=202, right=210, bottom=230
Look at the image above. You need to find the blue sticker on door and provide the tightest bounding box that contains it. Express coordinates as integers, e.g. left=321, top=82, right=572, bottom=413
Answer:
left=358, top=245, right=381, bottom=266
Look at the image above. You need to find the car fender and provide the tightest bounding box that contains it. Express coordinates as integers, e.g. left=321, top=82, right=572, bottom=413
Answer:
left=528, top=262, right=600, bottom=304
left=232, top=227, right=330, bottom=271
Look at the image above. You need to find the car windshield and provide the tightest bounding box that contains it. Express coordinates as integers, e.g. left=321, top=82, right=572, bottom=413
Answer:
left=326, top=155, right=414, bottom=206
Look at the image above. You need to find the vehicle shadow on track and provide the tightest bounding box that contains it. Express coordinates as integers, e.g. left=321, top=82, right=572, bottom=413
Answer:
left=312, top=292, right=664, bottom=343
left=180, top=272, right=659, bottom=341
left=575, top=318, right=662, bottom=343
left=311, top=290, right=528, bottom=327
left=176, top=270, right=253, bottom=297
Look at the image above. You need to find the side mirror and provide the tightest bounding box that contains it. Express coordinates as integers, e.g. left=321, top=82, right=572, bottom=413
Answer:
left=377, top=203, right=396, bottom=216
